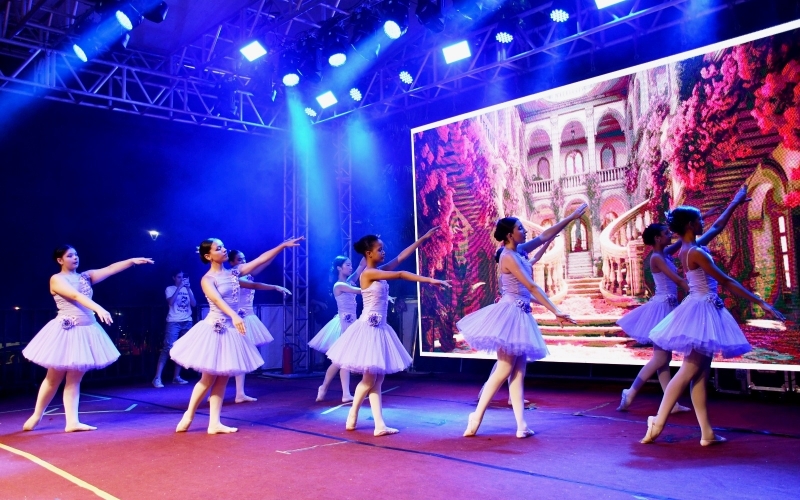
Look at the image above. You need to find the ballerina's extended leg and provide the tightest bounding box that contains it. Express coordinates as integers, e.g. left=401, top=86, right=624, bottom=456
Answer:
left=369, top=374, right=397, bottom=436
left=208, top=375, right=237, bottom=434
left=23, top=368, right=66, bottom=431
left=235, top=374, right=256, bottom=403
left=64, top=370, right=95, bottom=432
left=508, top=356, right=533, bottom=438
left=465, top=352, right=514, bottom=437
left=340, top=368, right=353, bottom=403
left=177, top=373, right=215, bottom=432
left=317, top=363, right=340, bottom=402
left=347, top=372, right=374, bottom=430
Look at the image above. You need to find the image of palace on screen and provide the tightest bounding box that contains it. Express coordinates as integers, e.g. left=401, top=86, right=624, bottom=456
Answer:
left=413, top=27, right=800, bottom=368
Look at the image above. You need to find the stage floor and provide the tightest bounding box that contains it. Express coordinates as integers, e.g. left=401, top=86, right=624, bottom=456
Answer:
left=1, top=374, right=798, bottom=499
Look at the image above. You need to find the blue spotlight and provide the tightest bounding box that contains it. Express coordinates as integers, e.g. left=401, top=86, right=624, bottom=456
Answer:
left=316, top=91, right=338, bottom=108
left=550, top=0, right=570, bottom=22
left=442, top=40, right=471, bottom=64
left=399, top=70, right=413, bottom=84
left=350, top=88, right=363, bottom=101
left=305, top=107, right=317, bottom=117
left=496, top=31, right=513, bottom=44
left=283, top=73, right=300, bottom=87
left=115, top=4, right=142, bottom=31
left=240, top=40, right=267, bottom=62
left=72, top=44, right=88, bottom=62
left=116, top=11, right=133, bottom=30
left=380, top=0, right=409, bottom=39
left=329, top=52, right=347, bottom=67
left=595, top=0, right=626, bottom=8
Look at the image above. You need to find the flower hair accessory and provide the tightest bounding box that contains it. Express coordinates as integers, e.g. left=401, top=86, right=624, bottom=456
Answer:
left=60, top=316, right=78, bottom=330
left=367, top=312, right=382, bottom=327
left=515, top=299, right=532, bottom=314
left=213, top=318, right=227, bottom=334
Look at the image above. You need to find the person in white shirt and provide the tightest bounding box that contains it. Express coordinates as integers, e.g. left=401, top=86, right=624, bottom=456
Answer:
left=152, top=270, right=196, bottom=388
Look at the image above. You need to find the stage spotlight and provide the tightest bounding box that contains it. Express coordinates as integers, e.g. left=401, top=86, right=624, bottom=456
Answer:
left=143, top=1, right=169, bottom=23
left=416, top=0, right=444, bottom=34
left=240, top=40, right=267, bottom=62
left=350, top=8, right=382, bottom=59
left=279, top=49, right=301, bottom=86
left=380, top=0, right=409, bottom=40
left=115, top=4, right=142, bottom=31
left=349, top=87, right=362, bottom=101
left=494, top=17, right=515, bottom=44
left=316, top=91, right=338, bottom=108
left=305, top=107, right=317, bottom=117
left=550, top=0, right=570, bottom=22
left=595, top=0, right=626, bottom=8
left=73, top=43, right=88, bottom=62
left=399, top=70, right=413, bottom=84
left=322, top=24, right=349, bottom=67
left=442, top=41, right=471, bottom=64
left=297, top=35, right=323, bottom=84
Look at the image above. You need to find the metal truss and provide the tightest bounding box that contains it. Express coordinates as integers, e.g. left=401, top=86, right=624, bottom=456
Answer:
left=332, top=123, right=353, bottom=259
left=282, top=142, right=311, bottom=372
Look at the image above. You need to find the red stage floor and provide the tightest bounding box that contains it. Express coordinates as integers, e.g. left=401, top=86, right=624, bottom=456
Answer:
left=1, top=374, right=798, bottom=499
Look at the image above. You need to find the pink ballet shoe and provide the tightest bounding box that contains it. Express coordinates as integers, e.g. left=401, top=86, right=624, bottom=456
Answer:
left=342, top=395, right=354, bottom=403
left=700, top=434, right=727, bottom=447
left=235, top=394, right=257, bottom=403
left=374, top=427, right=399, bottom=437
left=641, top=416, right=663, bottom=444
left=346, top=411, right=357, bottom=431
left=463, top=412, right=481, bottom=437
left=671, top=403, right=691, bottom=414
left=516, top=427, right=535, bottom=439
left=617, top=389, right=631, bottom=411
left=316, top=386, right=327, bottom=402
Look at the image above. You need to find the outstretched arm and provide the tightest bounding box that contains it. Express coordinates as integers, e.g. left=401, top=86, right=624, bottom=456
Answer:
left=361, top=268, right=450, bottom=288
left=697, top=185, right=750, bottom=246
left=238, top=237, right=304, bottom=276
left=380, top=227, right=439, bottom=271
left=50, top=275, right=113, bottom=325
left=528, top=234, right=557, bottom=266
left=519, top=203, right=587, bottom=254
left=692, top=249, right=784, bottom=321
left=334, top=282, right=362, bottom=295
left=240, top=279, right=291, bottom=296
left=201, top=276, right=246, bottom=333
left=86, top=258, right=154, bottom=285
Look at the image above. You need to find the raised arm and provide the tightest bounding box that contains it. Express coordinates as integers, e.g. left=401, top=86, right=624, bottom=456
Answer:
left=361, top=268, right=450, bottom=288
left=519, top=203, right=587, bottom=254
left=692, top=248, right=785, bottom=321
left=379, top=227, right=439, bottom=271
left=238, top=237, right=304, bottom=277
left=346, top=257, right=367, bottom=285
left=201, top=276, right=246, bottom=333
left=501, top=254, right=574, bottom=324
left=239, top=278, right=291, bottom=296
left=86, top=258, right=154, bottom=285
left=697, top=185, right=750, bottom=246
left=333, top=282, right=362, bottom=295
left=50, top=275, right=113, bottom=325
left=651, top=254, right=689, bottom=293
left=528, top=234, right=557, bottom=266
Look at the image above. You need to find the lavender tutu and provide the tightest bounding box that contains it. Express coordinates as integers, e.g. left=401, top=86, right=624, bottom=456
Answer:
left=649, top=267, right=751, bottom=358
left=309, top=291, right=358, bottom=354
left=23, top=316, right=120, bottom=371
left=326, top=280, right=411, bottom=374
left=170, top=317, right=264, bottom=376
left=23, top=272, right=119, bottom=371
left=617, top=296, right=678, bottom=344
left=239, top=312, right=274, bottom=346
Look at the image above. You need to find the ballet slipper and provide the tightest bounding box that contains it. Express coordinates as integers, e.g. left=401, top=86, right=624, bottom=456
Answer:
left=208, top=424, right=238, bottom=434
left=316, top=386, right=327, bottom=402
left=617, top=389, right=631, bottom=411
left=671, top=403, right=691, bottom=414
left=463, top=412, right=481, bottom=437
left=235, top=394, right=257, bottom=403
left=640, top=416, right=663, bottom=444
left=23, top=415, right=42, bottom=431
left=65, top=423, right=97, bottom=432
left=507, top=399, right=531, bottom=406
left=346, top=410, right=358, bottom=431
left=700, top=434, right=727, bottom=447
left=176, top=412, right=193, bottom=433
left=373, top=427, right=399, bottom=437
left=516, top=427, right=535, bottom=439
left=342, top=395, right=354, bottom=403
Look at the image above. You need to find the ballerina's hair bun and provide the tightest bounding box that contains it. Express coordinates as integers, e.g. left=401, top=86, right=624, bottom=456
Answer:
left=642, top=223, right=667, bottom=246
left=493, top=217, right=518, bottom=243
left=666, top=206, right=701, bottom=235
left=53, top=245, right=76, bottom=262
left=353, top=235, right=379, bottom=257
left=330, top=255, right=349, bottom=282
left=198, top=238, right=216, bottom=264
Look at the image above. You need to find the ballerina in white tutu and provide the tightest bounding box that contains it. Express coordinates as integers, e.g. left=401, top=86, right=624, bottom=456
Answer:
left=326, top=230, right=449, bottom=436
left=172, top=237, right=301, bottom=434
left=461, top=217, right=577, bottom=438
left=310, top=255, right=365, bottom=403
left=619, top=187, right=749, bottom=413
left=641, top=206, right=784, bottom=445
left=23, top=245, right=153, bottom=432
left=227, top=249, right=290, bottom=403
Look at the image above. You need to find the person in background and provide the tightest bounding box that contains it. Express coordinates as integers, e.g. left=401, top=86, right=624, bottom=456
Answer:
left=153, top=270, right=196, bottom=388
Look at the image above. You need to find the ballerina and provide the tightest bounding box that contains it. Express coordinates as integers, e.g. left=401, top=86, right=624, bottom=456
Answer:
left=228, top=249, right=290, bottom=403
left=641, top=206, right=784, bottom=445
left=326, top=230, right=449, bottom=436
left=171, top=237, right=301, bottom=434
left=309, top=256, right=365, bottom=403
left=22, top=246, right=153, bottom=432
left=618, top=186, right=749, bottom=412
left=460, top=216, right=577, bottom=438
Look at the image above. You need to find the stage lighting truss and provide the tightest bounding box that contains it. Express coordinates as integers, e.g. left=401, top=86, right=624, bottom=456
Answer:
left=322, top=24, right=349, bottom=67
left=240, top=40, right=268, bottom=62
left=415, top=0, right=444, bottom=34
left=380, top=0, right=410, bottom=40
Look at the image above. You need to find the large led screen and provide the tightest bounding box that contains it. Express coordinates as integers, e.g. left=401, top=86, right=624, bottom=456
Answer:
left=412, top=21, right=800, bottom=370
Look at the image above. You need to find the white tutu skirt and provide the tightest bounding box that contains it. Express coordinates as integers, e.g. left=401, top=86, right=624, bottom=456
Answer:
left=616, top=296, right=677, bottom=344
left=649, top=295, right=751, bottom=358
left=170, top=319, right=264, bottom=376
left=456, top=301, right=549, bottom=361
left=242, top=314, right=274, bottom=346
left=309, top=314, right=354, bottom=354
left=326, top=320, right=412, bottom=374
left=22, top=316, right=120, bottom=371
